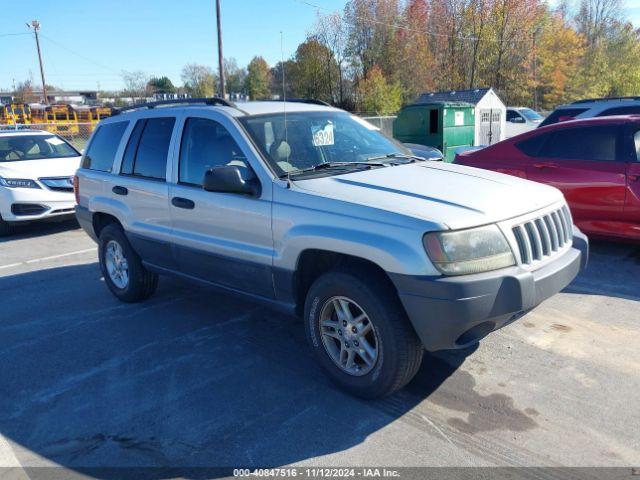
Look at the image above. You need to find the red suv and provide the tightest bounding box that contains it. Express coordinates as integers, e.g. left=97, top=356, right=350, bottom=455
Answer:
left=455, top=116, right=640, bottom=242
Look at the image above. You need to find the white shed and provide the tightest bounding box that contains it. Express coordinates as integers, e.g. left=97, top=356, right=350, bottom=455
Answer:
left=416, top=88, right=507, bottom=146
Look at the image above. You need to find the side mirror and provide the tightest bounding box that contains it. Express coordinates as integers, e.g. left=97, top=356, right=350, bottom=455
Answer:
left=203, top=164, right=261, bottom=196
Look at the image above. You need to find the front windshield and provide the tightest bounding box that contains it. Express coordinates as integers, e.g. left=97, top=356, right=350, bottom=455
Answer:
left=520, top=108, right=543, bottom=121
left=0, top=134, right=79, bottom=162
left=239, top=111, right=409, bottom=176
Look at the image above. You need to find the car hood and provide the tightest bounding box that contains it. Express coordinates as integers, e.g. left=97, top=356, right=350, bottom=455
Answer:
left=293, top=162, right=564, bottom=230
left=0, top=156, right=81, bottom=179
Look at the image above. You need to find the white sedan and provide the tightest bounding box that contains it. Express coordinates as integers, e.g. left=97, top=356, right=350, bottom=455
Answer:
left=0, top=129, right=81, bottom=235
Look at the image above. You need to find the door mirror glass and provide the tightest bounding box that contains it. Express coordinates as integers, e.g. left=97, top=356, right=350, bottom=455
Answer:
left=203, top=164, right=261, bottom=196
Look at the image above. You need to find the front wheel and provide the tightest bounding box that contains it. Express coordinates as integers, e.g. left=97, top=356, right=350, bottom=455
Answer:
left=304, top=269, right=423, bottom=398
left=0, top=216, right=12, bottom=237
left=98, top=223, right=158, bottom=302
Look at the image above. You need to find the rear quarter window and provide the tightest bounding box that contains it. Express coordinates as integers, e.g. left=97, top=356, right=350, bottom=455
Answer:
left=81, top=121, right=128, bottom=172
left=515, top=133, right=549, bottom=157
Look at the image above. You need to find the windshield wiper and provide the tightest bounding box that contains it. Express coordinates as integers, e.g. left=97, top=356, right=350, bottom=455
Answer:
left=364, top=153, right=427, bottom=164
left=282, top=161, right=387, bottom=178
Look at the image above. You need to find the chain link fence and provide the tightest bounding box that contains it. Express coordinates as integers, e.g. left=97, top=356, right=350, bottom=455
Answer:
left=359, top=116, right=397, bottom=137
left=0, top=123, right=93, bottom=152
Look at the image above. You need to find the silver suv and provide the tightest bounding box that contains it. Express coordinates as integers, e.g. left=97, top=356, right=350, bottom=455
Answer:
left=539, top=96, right=640, bottom=127
left=75, top=98, right=588, bottom=398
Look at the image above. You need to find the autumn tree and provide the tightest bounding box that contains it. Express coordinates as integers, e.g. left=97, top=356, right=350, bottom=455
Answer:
left=357, top=65, right=402, bottom=114
left=244, top=56, right=271, bottom=100
left=181, top=64, right=216, bottom=97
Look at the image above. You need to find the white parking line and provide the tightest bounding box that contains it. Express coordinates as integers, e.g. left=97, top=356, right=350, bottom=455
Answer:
left=0, top=247, right=97, bottom=270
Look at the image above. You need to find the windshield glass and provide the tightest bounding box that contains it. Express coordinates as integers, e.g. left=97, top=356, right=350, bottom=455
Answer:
left=239, top=111, right=409, bottom=176
left=0, top=134, right=79, bottom=162
left=520, top=108, right=543, bottom=121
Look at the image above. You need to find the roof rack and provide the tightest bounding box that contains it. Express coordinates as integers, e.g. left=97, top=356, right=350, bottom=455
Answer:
left=571, top=96, right=640, bottom=104
left=113, top=97, right=236, bottom=115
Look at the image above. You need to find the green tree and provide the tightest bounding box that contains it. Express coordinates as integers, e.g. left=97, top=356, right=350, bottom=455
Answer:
left=357, top=65, right=402, bottom=114
left=181, top=64, right=216, bottom=97
left=290, top=39, right=337, bottom=102
left=147, top=76, right=176, bottom=94
left=244, top=56, right=272, bottom=100
left=223, top=58, right=247, bottom=94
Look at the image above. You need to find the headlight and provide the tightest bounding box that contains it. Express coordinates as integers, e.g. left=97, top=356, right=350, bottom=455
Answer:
left=0, top=177, right=41, bottom=189
left=423, top=225, right=515, bottom=275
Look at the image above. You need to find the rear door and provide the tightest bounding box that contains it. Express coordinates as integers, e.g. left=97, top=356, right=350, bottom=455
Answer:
left=114, top=115, right=177, bottom=268
left=168, top=112, right=274, bottom=298
left=525, top=124, right=627, bottom=232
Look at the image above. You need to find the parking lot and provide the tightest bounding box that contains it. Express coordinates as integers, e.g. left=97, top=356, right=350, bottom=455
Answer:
left=0, top=219, right=638, bottom=477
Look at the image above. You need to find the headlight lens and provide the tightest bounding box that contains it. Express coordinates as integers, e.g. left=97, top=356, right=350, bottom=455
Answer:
left=0, top=177, right=41, bottom=189
left=424, top=225, right=515, bottom=275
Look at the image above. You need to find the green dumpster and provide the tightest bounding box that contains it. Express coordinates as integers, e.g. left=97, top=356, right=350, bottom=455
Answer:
left=393, top=101, right=475, bottom=162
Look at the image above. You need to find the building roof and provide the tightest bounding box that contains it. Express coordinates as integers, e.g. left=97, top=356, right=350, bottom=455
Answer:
left=416, top=88, right=493, bottom=106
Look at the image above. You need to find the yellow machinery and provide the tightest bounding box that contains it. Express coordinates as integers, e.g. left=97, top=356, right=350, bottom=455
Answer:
left=74, top=105, right=112, bottom=135
left=29, top=104, right=79, bottom=136
left=0, top=104, right=15, bottom=125
left=9, top=103, right=31, bottom=124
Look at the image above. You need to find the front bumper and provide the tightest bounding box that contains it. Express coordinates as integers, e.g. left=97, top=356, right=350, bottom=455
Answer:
left=390, top=230, right=589, bottom=352
left=0, top=186, right=76, bottom=222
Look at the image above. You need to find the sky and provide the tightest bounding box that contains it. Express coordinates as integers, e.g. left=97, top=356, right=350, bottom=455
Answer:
left=1, top=0, right=640, bottom=93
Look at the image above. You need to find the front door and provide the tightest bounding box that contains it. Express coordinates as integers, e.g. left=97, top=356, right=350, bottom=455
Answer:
left=526, top=124, right=627, bottom=236
left=168, top=114, right=274, bottom=298
left=623, top=126, right=640, bottom=239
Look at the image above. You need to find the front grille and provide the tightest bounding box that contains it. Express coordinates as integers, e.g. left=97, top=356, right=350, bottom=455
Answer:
left=39, top=177, right=74, bottom=192
left=11, top=203, right=48, bottom=216
left=512, top=206, right=573, bottom=266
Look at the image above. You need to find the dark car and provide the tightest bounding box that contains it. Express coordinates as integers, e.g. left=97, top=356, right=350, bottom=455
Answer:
left=455, top=116, right=640, bottom=243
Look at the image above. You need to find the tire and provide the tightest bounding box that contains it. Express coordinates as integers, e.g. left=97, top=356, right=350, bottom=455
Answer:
left=304, top=268, right=423, bottom=399
left=0, top=216, right=12, bottom=237
left=98, top=223, right=158, bottom=302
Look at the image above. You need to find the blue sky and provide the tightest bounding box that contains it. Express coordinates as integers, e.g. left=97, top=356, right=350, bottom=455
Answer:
left=1, top=0, right=639, bottom=92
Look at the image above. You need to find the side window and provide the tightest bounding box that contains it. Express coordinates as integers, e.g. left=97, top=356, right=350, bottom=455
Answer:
left=120, top=119, right=146, bottom=175
left=597, top=106, right=640, bottom=117
left=634, top=130, right=640, bottom=161
left=515, top=133, right=549, bottom=157
left=131, top=117, right=175, bottom=180
left=81, top=121, right=128, bottom=171
left=179, top=117, right=244, bottom=186
left=541, top=126, right=619, bottom=162
left=539, top=108, right=588, bottom=127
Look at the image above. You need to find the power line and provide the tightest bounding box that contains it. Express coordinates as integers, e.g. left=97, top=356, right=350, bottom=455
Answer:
left=0, top=32, right=31, bottom=37
left=39, top=33, right=121, bottom=74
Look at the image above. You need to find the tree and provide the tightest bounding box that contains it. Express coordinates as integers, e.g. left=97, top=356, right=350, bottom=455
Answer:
left=314, top=12, right=349, bottom=105
left=181, top=64, right=216, bottom=97
left=244, top=56, right=271, bottom=100
left=13, top=80, right=36, bottom=103
left=122, top=70, right=149, bottom=99
left=357, top=65, right=402, bottom=114
left=290, top=39, right=337, bottom=102
left=224, top=58, right=247, bottom=94
left=147, top=76, right=176, bottom=94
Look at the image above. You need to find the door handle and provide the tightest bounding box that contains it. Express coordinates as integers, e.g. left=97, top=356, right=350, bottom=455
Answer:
left=532, top=163, right=558, bottom=169
left=171, top=197, right=195, bottom=209
left=112, top=186, right=128, bottom=195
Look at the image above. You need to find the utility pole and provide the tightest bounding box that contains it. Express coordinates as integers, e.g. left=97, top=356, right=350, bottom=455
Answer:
left=532, top=28, right=539, bottom=112
left=215, top=0, right=226, bottom=99
left=27, top=20, right=48, bottom=105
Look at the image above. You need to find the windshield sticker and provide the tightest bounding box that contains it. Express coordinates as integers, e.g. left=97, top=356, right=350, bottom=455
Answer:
left=312, top=123, right=335, bottom=147
left=45, top=137, right=65, bottom=146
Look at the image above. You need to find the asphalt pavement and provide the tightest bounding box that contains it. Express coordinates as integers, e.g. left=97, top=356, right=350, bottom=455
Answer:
left=0, top=219, right=638, bottom=479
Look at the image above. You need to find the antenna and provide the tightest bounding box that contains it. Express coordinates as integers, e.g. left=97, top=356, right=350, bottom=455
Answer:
left=280, top=31, right=291, bottom=187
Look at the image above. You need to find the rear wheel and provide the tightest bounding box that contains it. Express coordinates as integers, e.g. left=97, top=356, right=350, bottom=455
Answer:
left=98, top=223, right=158, bottom=302
left=304, top=268, right=423, bottom=398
